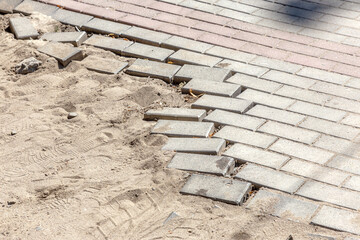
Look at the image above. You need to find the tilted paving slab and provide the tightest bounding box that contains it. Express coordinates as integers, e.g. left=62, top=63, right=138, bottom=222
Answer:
left=161, top=36, right=213, bottom=53
left=182, top=79, right=241, bottom=97
left=122, top=26, right=171, bottom=46
left=162, top=137, right=226, bottom=155
left=247, top=189, right=319, bottom=223
left=235, top=164, right=304, bottom=193
left=83, top=35, right=133, bottom=55
left=14, top=0, right=57, bottom=15
left=9, top=17, right=39, bottom=40
left=81, top=18, right=131, bottom=37
left=246, top=105, right=305, bottom=125
left=173, top=64, right=232, bottom=83
left=122, top=42, right=174, bottom=62
left=191, top=94, right=254, bottom=114
left=168, top=49, right=223, bottom=67
left=216, top=59, right=269, bottom=77
left=327, top=155, right=360, bottom=175
left=41, top=32, right=87, bottom=47
left=151, top=120, right=215, bottom=138
left=237, top=89, right=296, bottom=109
left=51, top=8, right=93, bottom=27
left=0, top=0, right=23, bottom=14
left=180, top=173, right=251, bottom=205
left=37, top=42, right=83, bottom=66
left=168, top=153, right=235, bottom=176
left=80, top=55, right=128, bottom=74
left=250, top=56, right=303, bottom=74
left=225, top=73, right=282, bottom=93
left=144, top=108, right=206, bottom=121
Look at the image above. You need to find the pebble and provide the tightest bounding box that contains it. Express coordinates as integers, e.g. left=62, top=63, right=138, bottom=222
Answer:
left=67, top=112, right=78, bottom=119
left=10, top=130, right=17, bottom=135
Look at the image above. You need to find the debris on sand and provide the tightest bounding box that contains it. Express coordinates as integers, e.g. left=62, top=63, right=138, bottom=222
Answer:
left=14, top=57, right=42, bottom=74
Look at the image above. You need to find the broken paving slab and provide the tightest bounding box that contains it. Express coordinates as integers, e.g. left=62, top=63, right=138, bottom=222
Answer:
left=151, top=120, right=215, bottom=138
left=247, top=189, right=319, bottom=223
left=125, top=59, right=181, bottom=83
left=80, top=55, right=128, bottom=74
left=41, top=32, right=87, bottom=47
left=180, top=173, right=251, bottom=205
left=0, top=0, right=23, bottom=14
left=37, top=42, right=83, bottom=66
left=51, top=8, right=93, bottom=27
left=168, top=49, right=223, bottom=67
left=182, top=79, right=241, bottom=97
left=122, top=42, right=175, bottom=62
left=144, top=108, right=206, bottom=121
left=174, top=64, right=232, bottom=83
left=81, top=18, right=131, bottom=37
left=168, top=153, right=235, bottom=176
left=14, top=0, right=58, bottom=15
left=9, top=17, right=39, bottom=40
left=162, top=137, right=226, bottom=155
left=83, top=35, right=133, bottom=55
left=122, top=26, right=171, bottom=46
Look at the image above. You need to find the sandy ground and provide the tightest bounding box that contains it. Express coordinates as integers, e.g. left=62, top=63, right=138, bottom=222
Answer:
left=0, top=13, right=355, bottom=240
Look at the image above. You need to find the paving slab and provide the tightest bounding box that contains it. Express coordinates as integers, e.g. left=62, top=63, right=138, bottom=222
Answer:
left=204, top=109, right=265, bottom=131
left=180, top=173, right=251, bottom=205
left=151, top=120, right=215, bottom=138
left=250, top=56, right=303, bottom=74
left=51, top=8, right=93, bottom=27
left=41, top=32, right=87, bottom=47
left=342, top=176, right=360, bottom=192
left=168, top=49, right=223, bottom=67
left=122, top=26, right=172, bottom=46
left=122, top=42, right=174, bottom=62
left=247, top=189, right=319, bottom=222
left=246, top=105, right=305, bottom=125
left=297, top=67, right=351, bottom=85
left=262, top=70, right=316, bottom=89
left=235, top=164, right=304, bottom=193
left=237, top=89, right=296, bottom=109
left=225, top=73, right=282, bottom=93
left=81, top=18, right=131, bottom=37
left=0, top=0, right=23, bottom=14
left=13, top=0, right=57, bottom=15
left=205, top=46, right=256, bottom=63
left=168, top=153, right=235, bottom=176
left=274, top=85, right=332, bottom=105
left=9, top=17, right=39, bottom=40
left=80, top=55, right=128, bottom=74
left=216, top=59, right=269, bottom=77
left=214, top=126, right=277, bottom=149
left=173, top=64, right=232, bottom=83
left=144, top=108, right=206, bottom=121
left=162, top=137, right=226, bottom=155
left=182, top=79, right=241, bottom=97
left=326, top=155, right=360, bottom=175
left=83, top=35, right=133, bottom=54
left=37, top=42, right=83, bottom=66
left=191, top=94, right=254, bottom=114
left=161, top=36, right=213, bottom=53
left=125, top=59, right=181, bottom=83
left=224, top=144, right=289, bottom=169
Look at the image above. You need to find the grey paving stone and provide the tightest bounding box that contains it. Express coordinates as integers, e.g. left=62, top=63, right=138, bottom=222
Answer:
left=168, top=153, right=235, bottom=176
left=345, top=78, right=360, bottom=90
left=162, top=36, right=213, bottom=53
left=250, top=56, right=303, bottom=74
left=314, top=135, right=360, bottom=158
left=205, top=46, right=256, bottom=63
left=37, top=42, right=83, bottom=66
left=13, top=0, right=57, bottom=15
left=297, top=67, right=351, bottom=85
left=310, top=81, right=360, bottom=101
left=162, top=137, right=226, bottom=155
left=41, top=32, right=87, bottom=47
left=247, top=189, right=319, bottom=222
left=274, top=85, right=333, bottom=105
left=192, top=94, right=254, bottom=114
left=151, top=120, right=214, bottom=138
left=173, top=64, right=232, bottom=83
left=270, top=139, right=334, bottom=165
left=80, top=55, right=128, bottom=74
left=182, top=79, right=241, bottom=97
left=0, top=0, right=23, bottom=14
left=236, top=164, right=304, bottom=193
left=225, top=73, right=282, bottom=93
left=122, top=26, right=171, bottom=46
left=312, top=206, right=360, bottom=236
left=126, top=59, right=181, bottom=83
left=51, top=8, right=93, bottom=27
left=144, top=108, right=206, bottom=121
left=246, top=105, right=305, bottom=125
left=262, top=70, right=316, bottom=89
left=204, top=109, right=265, bottom=131
left=180, top=0, right=223, bottom=14
left=83, top=35, right=133, bottom=55
left=325, top=97, right=360, bottom=115
left=341, top=113, right=360, bottom=128
left=81, top=18, right=131, bottom=37
left=168, top=49, right=223, bottom=67
left=9, top=17, right=39, bottom=40
left=296, top=181, right=360, bottom=210
left=214, top=126, right=277, bottom=149
left=216, top=59, right=268, bottom=77
left=327, top=155, right=360, bottom=175
left=180, top=173, right=251, bottom=205
left=343, top=176, right=360, bottom=192
left=224, top=144, right=289, bottom=169
left=122, top=42, right=174, bottom=62
left=237, top=89, right=296, bottom=109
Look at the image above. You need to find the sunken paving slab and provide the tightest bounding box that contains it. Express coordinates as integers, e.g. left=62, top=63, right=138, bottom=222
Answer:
left=191, top=94, right=254, bottom=114
left=216, top=59, right=269, bottom=77
left=122, top=42, right=175, bottom=62
left=224, top=144, right=289, bottom=169
left=0, top=0, right=23, bottom=13
left=168, top=49, right=223, bottom=67
left=144, top=108, right=206, bottom=121
left=204, top=109, right=265, bottom=131
left=182, top=79, right=242, bottom=97
left=173, top=64, right=232, bottom=83
left=81, top=18, right=131, bottom=37
left=225, top=73, right=282, bottom=93
left=80, top=55, right=128, bottom=74
left=37, top=42, right=83, bottom=66
left=122, top=26, right=171, bottom=46
left=161, top=36, right=213, bottom=53
left=9, top=17, right=39, bottom=40
left=236, top=164, right=304, bottom=193
left=125, top=59, right=181, bottom=83
left=151, top=120, right=215, bottom=138
left=312, top=206, right=360, bottom=235
left=83, top=35, right=133, bottom=54
left=247, top=189, right=319, bottom=223
left=237, top=89, right=296, bottom=109
left=214, top=126, right=278, bottom=149
left=14, top=0, right=58, bottom=15
left=180, top=173, right=251, bottom=205
left=162, top=137, right=226, bottom=155
left=168, top=153, right=235, bottom=176
left=41, top=32, right=87, bottom=47
left=51, top=8, right=93, bottom=27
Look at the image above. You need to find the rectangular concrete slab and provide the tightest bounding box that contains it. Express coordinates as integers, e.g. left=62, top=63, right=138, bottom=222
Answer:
left=41, top=32, right=87, bottom=47
left=237, top=89, right=296, bottom=109
left=122, top=26, right=171, bottom=46
left=161, top=36, right=213, bottom=53
left=51, top=8, right=93, bottom=27
left=0, top=0, right=23, bottom=14
left=343, top=176, right=360, bottom=192
left=174, top=64, right=232, bottom=83
left=162, top=138, right=226, bottom=155
left=151, top=120, right=215, bottom=138
left=9, top=17, right=39, bottom=39
left=205, top=46, right=256, bottom=63
left=326, top=155, right=360, bottom=175
left=122, top=42, right=174, bottom=62
left=83, top=35, right=133, bottom=54
left=180, top=173, right=251, bottom=205
left=144, top=108, right=206, bottom=121
left=216, top=59, right=269, bottom=77
left=247, top=189, right=319, bottom=222
left=182, top=79, right=241, bottom=97
left=274, top=85, right=332, bottom=105
left=225, top=73, right=282, bottom=93
left=246, top=105, right=305, bottom=125
left=168, top=49, right=223, bottom=67
left=80, top=55, right=128, bottom=74
left=262, top=70, right=316, bottom=89
left=168, top=153, right=235, bottom=176
left=14, top=0, right=57, bottom=15
left=37, top=42, right=83, bottom=66
left=81, top=18, right=131, bottom=37
left=235, top=164, right=304, bottom=193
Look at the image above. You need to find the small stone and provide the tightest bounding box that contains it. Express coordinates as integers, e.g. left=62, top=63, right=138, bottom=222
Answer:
left=10, top=130, right=17, bottom=135
left=15, top=57, right=42, bottom=74
left=163, top=212, right=179, bottom=225
left=67, top=112, right=77, bottom=119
